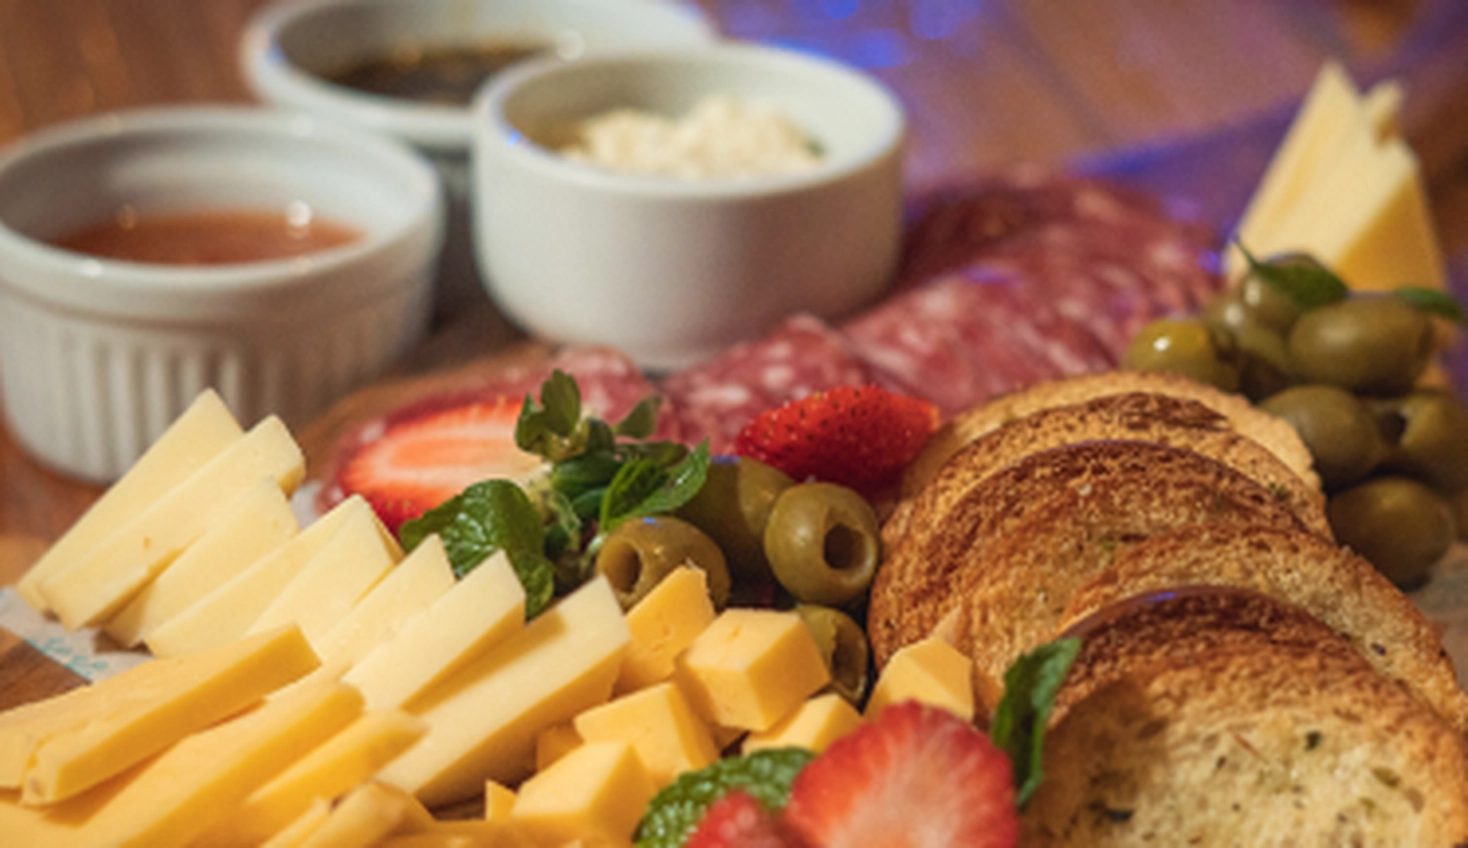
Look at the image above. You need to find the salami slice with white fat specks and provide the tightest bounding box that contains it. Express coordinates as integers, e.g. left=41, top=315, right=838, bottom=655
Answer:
left=660, top=314, right=873, bottom=454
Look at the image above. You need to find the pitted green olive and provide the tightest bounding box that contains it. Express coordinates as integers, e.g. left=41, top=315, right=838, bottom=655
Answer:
left=796, top=604, right=870, bottom=705
left=1124, top=318, right=1240, bottom=392
left=1260, top=385, right=1385, bottom=490
left=1372, top=392, right=1468, bottom=493
left=1328, top=477, right=1454, bottom=590
left=1229, top=319, right=1295, bottom=401
left=1287, top=296, right=1433, bottom=395
left=763, top=483, right=880, bottom=607
left=595, top=516, right=730, bottom=610
left=675, top=455, right=794, bottom=585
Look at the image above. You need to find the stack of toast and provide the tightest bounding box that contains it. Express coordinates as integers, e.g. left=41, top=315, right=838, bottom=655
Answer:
left=868, top=371, right=1468, bottom=843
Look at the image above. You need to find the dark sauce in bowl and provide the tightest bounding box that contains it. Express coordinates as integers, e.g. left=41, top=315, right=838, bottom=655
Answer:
left=53, top=208, right=362, bottom=266
left=325, top=42, right=543, bottom=106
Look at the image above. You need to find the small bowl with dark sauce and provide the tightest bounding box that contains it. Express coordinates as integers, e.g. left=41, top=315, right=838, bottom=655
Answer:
left=0, top=107, right=443, bottom=481
left=241, top=0, right=717, bottom=307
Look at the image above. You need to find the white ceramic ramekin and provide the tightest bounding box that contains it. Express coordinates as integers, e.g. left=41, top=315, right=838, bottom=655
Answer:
left=472, top=45, right=907, bottom=369
left=0, top=107, right=443, bottom=482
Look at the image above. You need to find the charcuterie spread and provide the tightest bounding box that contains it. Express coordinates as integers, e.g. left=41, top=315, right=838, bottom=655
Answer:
left=6, top=59, right=1468, bottom=848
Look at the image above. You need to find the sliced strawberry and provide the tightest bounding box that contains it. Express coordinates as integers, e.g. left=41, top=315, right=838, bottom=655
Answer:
left=783, top=701, right=1018, bottom=848
left=733, top=385, right=938, bottom=497
left=329, top=396, right=547, bottom=532
left=686, top=790, right=807, bottom=848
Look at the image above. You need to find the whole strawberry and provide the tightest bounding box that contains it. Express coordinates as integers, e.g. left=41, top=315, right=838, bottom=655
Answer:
left=782, top=701, right=1019, bottom=848
left=733, top=386, right=938, bottom=498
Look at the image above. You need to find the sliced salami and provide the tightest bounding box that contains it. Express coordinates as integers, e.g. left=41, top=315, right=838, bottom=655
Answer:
left=660, top=314, right=874, bottom=454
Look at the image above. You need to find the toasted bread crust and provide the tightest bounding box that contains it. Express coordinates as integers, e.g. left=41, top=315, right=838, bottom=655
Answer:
left=883, top=391, right=1328, bottom=547
left=868, top=440, right=1313, bottom=667
left=900, top=371, right=1319, bottom=499
left=1058, top=523, right=1468, bottom=735
left=1023, top=591, right=1468, bottom=846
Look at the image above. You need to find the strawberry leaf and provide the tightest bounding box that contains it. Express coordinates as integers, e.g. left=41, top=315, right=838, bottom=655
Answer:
left=1237, top=243, right=1349, bottom=311
left=990, top=636, right=1082, bottom=808
left=1395, top=286, right=1468, bottom=326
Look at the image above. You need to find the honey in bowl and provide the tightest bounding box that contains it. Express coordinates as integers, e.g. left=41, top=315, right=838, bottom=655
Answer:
left=325, top=41, right=544, bottom=107
left=52, top=206, right=362, bottom=266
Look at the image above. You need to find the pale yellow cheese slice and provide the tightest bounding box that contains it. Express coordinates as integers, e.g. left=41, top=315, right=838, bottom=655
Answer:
left=196, top=710, right=427, bottom=847
left=39, top=416, right=305, bottom=630
left=68, top=682, right=362, bottom=848
left=144, top=496, right=370, bottom=659
left=261, top=797, right=331, bottom=848
left=342, top=549, right=525, bottom=712
left=245, top=503, right=401, bottom=649
left=300, top=781, right=434, bottom=848
left=377, top=576, right=629, bottom=807
left=21, top=624, right=319, bottom=805
left=104, top=479, right=298, bottom=647
left=16, top=390, right=243, bottom=613
left=312, top=533, right=457, bottom=670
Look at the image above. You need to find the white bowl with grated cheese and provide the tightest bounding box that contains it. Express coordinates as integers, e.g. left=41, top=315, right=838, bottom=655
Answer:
left=471, top=44, right=906, bottom=370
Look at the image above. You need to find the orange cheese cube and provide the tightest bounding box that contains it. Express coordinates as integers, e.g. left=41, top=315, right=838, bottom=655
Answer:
left=864, top=637, right=973, bottom=721
left=511, top=741, right=654, bottom=846
left=674, top=609, right=830, bottom=732
left=743, top=693, right=863, bottom=755
left=617, top=566, right=716, bottom=693
left=484, top=780, right=518, bottom=821
left=573, top=682, right=718, bottom=788
left=535, top=722, right=583, bottom=773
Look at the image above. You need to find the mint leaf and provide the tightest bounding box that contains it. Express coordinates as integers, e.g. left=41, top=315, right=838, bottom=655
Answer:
left=991, top=636, right=1082, bottom=808
left=635, top=748, right=814, bottom=848
left=506, top=548, right=556, bottom=618
left=399, top=479, right=549, bottom=606
left=1238, top=243, right=1349, bottom=311
left=540, top=370, right=581, bottom=437
left=1395, top=286, right=1468, bottom=326
left=614, top=396, right=662, bottom=439
left=600, top=442, right=710, bottom=532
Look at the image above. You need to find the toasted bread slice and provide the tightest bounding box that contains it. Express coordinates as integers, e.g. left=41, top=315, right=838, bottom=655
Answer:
left=901, top=371, right=1318, bottom=499
left=1058, top=523, right=1468, bottom=735
left=1024, top=589, right=1468, bottom=846
left=882, top=391, right=1328, bottom=548
left=868, top=440, right=1313, bottom=667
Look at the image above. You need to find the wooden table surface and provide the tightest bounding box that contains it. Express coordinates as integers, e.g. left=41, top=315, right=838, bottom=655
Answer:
left=2, top=0, right=1467, bottom=588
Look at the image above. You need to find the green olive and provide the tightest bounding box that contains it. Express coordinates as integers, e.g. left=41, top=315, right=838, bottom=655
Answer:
left=595, top=516, right=730, bottom=610
left=1373, top=391, right=1468, bottom=493
left=1124, top=317, right=1240, bottom=392
left=763, top=483, right=880, bottom=607
left=1205, top=273, right=1303, bottom=337
left=1229, top=319, right=1295, bottom=401
left=1287, top=296, right=1434, bottom=395
left=675, top=455, right=794, bottom=585
left=1328, top=477, right=1454, bottom=590
left=796, top=604, right=870, bottom=705
left=1259, top=385, right=1385, bottom=490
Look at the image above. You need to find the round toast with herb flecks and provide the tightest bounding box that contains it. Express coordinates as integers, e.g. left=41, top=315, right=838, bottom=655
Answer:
left=1023, top=589, right=1468, bottom=846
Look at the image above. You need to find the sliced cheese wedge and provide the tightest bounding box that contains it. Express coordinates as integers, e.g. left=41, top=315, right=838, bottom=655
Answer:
left=20, top=624, right=319, bottom=805
left=342, top=549, right=524, bottom=712
left=39, top=416, right=305, bottom=630
left=377, top=576, right=629, bottom=807
left=245, top=503, right=400, bottom=649
left=197, top=710, right=427, bottom=848
left=68, top=682, right=363, bottom=848
left=312, top=535, right=456, bottom=670
left=145, top=496, right=369, bottom=659
left=16, top=390, right=243, bottom=613
left=104, top=479, right=298, bottom=647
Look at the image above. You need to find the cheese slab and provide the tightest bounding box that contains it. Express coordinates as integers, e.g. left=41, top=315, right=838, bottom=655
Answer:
left=145, top=496, right=369, bottom=659
left=197, top=710, right=427, bottom=847
left=68, top=682, right=363, bottom=848
left=377, top=576, right=629, bottom=807
left=22, top=624, right=320, bottom=805
left=16, top=390, right=243, bottom=613
left=312, top=534, right=456, bottom=670
left=245, top=503, right=400, bottom=649
left=343, top=549, right=525, bottom=712
left=105, top=479, right=299, bottom=647
left=39, top=416, right=305, bottom=630
left=261, top=798, right=331, bottom=848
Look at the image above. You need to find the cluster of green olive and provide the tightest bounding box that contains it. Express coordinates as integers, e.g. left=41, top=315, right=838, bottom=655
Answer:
left=590, top=455, right=877, bottom=703
left=1125, top=255, right=1467, bottom=588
